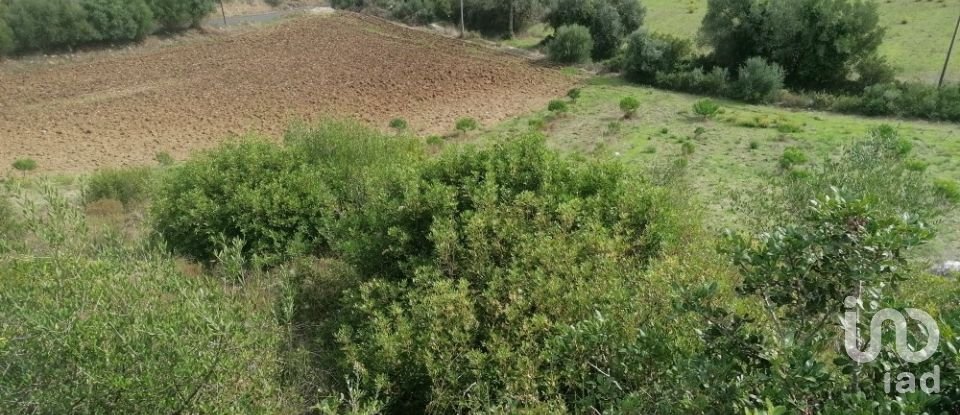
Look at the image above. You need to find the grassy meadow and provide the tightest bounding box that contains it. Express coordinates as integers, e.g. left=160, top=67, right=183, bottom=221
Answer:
left=623, top=0, right=960, bottom=83
left=483, top=76, right=960, bottom=261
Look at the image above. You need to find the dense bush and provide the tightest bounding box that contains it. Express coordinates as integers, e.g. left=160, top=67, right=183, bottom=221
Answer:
left=84, top=167, right=154, bottom=206
left=547, top=24, right=592, bottom=63
left=0, top=6, right=12, bottom=56
left=3, top=0, right=97, bottom=52
left=622, top=29, right=692, bottom=83
left=0, top=188, right=294, bottom=413
left=545, top=0, right=645, bottom=60
left=81, top=0, right=154, bottom=42
left=619, top=95, right=639, bottom=117
left=151, top=121, right=422, bottom=264
left=331, top=134, right=686, bottom=412
left=731, top=57, right=784, bottom=104
left=699, top=0, right=885, bottom=90
left=145, top=0, right=214, bottom=31
left=654, top=66, right=730, bottom=96
left=832, top=82, right=960, bottom=122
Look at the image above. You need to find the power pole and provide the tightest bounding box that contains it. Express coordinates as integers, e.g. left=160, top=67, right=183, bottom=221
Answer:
left=219, top=0, right=227, bottom=26
left=939, top=8, right=960, bottom=88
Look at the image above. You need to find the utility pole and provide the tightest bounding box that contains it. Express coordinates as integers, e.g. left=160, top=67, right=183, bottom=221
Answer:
left=219, top=0, right=227, bottom=26
left=460, top=0, right=465, bottom=38
left=939, top=8, right=960, bottom=88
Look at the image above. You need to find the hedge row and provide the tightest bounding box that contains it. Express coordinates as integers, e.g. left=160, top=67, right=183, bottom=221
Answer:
left=0, top=0, right=215, bottom=57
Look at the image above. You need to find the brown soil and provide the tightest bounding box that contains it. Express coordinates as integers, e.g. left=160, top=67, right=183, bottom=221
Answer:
left=0, top=12, right=573, bottom=173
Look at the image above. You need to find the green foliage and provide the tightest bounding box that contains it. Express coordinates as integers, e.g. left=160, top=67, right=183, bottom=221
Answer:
left=566, top=87, right=581, bottom=101
left=455, top=117, right=479, bottom=132
left=622, top=29, right=692, bottom=83
left=81, top=0, right=154, bottom=42
left=389, top=117, right=408, bottom=132
left=545, top=0, right=645, bottom=60
left=692, top=98, right=720, bottom=118
left=855, top=53, right=896, bottom=90
left=619, top=96, right=639, bottom=118
left=146, top=0, right=214, bottom=31
left=833, top=81, right=960, bottom=122
left=331, top=133, right=684, bottom=412
left=681, top=140, right=695, bottom=155
left=3, top=0, right=96, bottom=52
left=654, top=66, right=730, bottom=96
left=151, top=121, right=422, bottom=264
left=0, top=9, right=13, bottom=56
left=699, top=0, right=885, bottom=90
left=547, top=99, right=568, bottom=113
left=935, top=178, right=960, bottom=203
left=154, top=151, right=174, bottom=166
left=11, top=158, right=37, bottom=172
left=0, top=187, right=293, bottom=413
left=547, top=24, right=593, bottom=64
left=732, top=57, right=784, bottom=104
left=778, top=146, right=807, bottom=169
left=84, top=167, right=154, bottom=206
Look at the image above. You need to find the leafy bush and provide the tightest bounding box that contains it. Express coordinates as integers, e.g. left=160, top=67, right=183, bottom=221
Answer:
left=154, top=151, right=174, bottom=166
left=331, top=133, right=684, bottom=412
left=566, top=87, right=581, bottom=101
left=3, top=0, right=97, bottom=52
left=146, top=0, right=214, bottom=31
left=699, top=0, right=885, bottom=90
left=11, top=158, right=37, bottom=172
left=389, top=117, right=408, bottom=132
left=732, top=57, right=784, bottom=104
left=547, top=24, right=593, bottom=64
left=778, top=146, right=807, bottom=169
left=854, top=53, right=896, bottom=90
left=81, top=0, right=154, bottom=43
left=152, top=121, right=421, bottom=264
left=84, top=167, right=154, bottom=206
left=622, top=29, right=692, bottom=83
left=0, top=188, right=293, bottom=413
left=547, top=99, right=568, bottom=113
left=619, top=96, right=639, bottom=118
left=545, top=0, right=645, bottom=60
left=654, top=66, right=730, bottom=96
left=0, top=12, right=13, bottom=56
left=692, top=98, right=720, bottom=118
left=454, top=117, right=479, bottom=133
left=935, top=178, right=960, bottom=203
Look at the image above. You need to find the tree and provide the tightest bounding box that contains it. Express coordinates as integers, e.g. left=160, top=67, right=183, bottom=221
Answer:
left=545, top=0, right=644, bottom=61
left=699, top=0, right=885, bottom=90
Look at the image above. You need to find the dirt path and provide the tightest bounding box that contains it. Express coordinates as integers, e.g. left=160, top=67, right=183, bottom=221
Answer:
left=0, top=12, right=573, bottom=173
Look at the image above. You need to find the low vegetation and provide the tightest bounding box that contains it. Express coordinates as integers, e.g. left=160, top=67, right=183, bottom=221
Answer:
left=0, top=0, right=214, bottom=56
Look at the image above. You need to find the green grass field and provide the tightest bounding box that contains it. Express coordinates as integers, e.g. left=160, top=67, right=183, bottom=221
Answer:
left=632, top=0, right=960, bottom=83
left=482, top=75, right=960, bottom=261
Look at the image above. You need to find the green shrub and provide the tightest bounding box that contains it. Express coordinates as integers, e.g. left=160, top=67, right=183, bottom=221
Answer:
left=154, top=151, right=174, bottom=166
left=0, top=189, right=292, bottom=413
left=622, top=29, right=692, bottom=83
left=4, top=0, right=97, bottom=52
left=854, top=53, right=896, bottom=90
left=566, top=87, right=581, bottom=101
left=655, top=66, right=730, bottom=96
left=0, top=13, right=13, bottom=56
left=152, top=121, right=421, bottom=264
left=12, top=158, right=37, bottom=172
left=547, top=24, right=593, bottom=64
left=545, top=0, right=645, bottom=60
left=700, top=0, right=884, bottom=90
left=680, top=141, right=695, bottom=155
left=748, top=140, right=759, bottom=150
left=84, top=167, right=153, bottom=206
left=389, top=117, right=408, bottom=132
left=778, top=146, right=807, bottom=169
left=935, top=178, right=960, bottom=203
left=619, top=96, right=639, bottom=118
left=547, top=99, right=568, bottom=113
left=146, top=0, right=214, bottom=31
left=332, top=133, right=684, bottom=412
left=455, top=117, right=479, bottom=133
left=692, top=98, right=720, bottom=118
left=732, top=57, right=784, bottom=104
left=81, top=0, right=154, bottom=42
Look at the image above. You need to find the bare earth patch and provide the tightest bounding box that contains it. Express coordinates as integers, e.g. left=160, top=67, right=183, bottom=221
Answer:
left=0, top=12, right=573, bottom=173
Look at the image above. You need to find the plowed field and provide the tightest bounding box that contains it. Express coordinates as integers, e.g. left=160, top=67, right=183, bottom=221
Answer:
left=0, top=12, right=573, bottom=173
